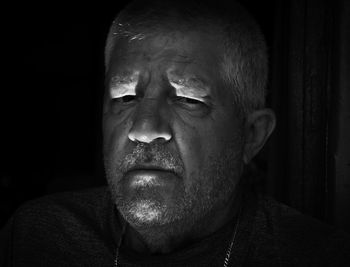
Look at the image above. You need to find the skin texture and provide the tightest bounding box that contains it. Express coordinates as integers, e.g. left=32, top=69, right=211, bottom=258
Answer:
left=103, top=28, right=275, bottom=253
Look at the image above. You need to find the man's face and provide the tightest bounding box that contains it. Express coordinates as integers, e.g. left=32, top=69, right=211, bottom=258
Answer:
left=103, top=29, right=245, bottom=229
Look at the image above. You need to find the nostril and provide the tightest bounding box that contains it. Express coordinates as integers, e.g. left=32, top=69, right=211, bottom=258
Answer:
left=156, top=132, right=171, bottom=142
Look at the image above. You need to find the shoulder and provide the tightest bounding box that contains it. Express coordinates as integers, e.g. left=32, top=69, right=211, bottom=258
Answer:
left=1, top=186, right=116, bottom=266
left=14, top=186, right=111, bottom=225
left=11, top=186, right=115, bottom=242
left=253, top=194, right=350, bottom=266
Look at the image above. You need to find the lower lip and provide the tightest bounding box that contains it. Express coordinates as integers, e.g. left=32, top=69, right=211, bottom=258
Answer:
left=124, top=170, right=178, bottom=188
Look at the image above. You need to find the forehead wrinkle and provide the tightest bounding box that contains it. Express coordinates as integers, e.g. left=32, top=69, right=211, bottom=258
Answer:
left=170, top=53, right=192, bottom=62
left=122, top=37, right=194, bottom=63
left=144, top=49, right=193, bottom=65
left=169, top=58, right=194, bottom=64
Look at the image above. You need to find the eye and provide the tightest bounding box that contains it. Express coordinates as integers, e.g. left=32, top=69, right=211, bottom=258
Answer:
left=175, top=96, right=203, bottom=105
left=112, top=95, right=137, bottom=103
left=173, top=96, right=208, bottom=113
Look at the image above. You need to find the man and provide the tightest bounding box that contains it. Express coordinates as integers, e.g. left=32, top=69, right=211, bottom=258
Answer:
left=1, top=0, right=349, bottom=266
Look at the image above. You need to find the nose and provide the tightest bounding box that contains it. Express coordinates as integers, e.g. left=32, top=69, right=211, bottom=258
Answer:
left=128, top=98, right=172, bottom=144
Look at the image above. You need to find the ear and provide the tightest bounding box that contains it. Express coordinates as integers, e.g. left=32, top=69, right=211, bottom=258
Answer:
left=243, top=109, right=276, bottom=164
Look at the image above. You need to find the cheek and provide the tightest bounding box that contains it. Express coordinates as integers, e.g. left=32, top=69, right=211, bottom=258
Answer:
left=103, top=113, right=132, bottom=158
left=173, top=110, right=243, bottom=181
left=172, top=119, right=204, bottom=181
left=172, top=116, right=233, bottom=188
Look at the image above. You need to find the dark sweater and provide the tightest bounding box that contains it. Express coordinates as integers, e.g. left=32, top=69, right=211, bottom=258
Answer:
left=1, top=186, right=349, bottom=266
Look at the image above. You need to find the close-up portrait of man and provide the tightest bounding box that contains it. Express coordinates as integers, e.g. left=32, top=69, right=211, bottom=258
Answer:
left=1, top=0, right=350, bottom=266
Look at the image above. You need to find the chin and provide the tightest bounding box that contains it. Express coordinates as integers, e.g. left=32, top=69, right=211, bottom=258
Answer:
left=119, top=199, right=169, bottom=228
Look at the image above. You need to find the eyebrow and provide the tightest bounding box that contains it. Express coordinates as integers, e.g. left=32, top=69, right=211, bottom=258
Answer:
left=109, top=74, right=137, bottom=87
left=109, top=74, right=139, bottom=98
left=170, top=78, right=210, bottom=98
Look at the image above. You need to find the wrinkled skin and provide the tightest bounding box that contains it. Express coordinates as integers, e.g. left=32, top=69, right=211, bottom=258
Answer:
left=103, top=30, right=247, bottom=252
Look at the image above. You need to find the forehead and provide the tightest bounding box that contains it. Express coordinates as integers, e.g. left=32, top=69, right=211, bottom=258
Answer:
left=107, top=29, right=223, bottom=82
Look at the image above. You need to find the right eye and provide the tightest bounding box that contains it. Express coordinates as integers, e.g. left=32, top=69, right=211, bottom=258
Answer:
left=112, top=95, right=137, bottom=103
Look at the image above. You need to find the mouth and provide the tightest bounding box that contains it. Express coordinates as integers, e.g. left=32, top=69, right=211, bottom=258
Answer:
left=127, top=164, right=177, bottom=176
left=124, top=165, right=180, bottom=188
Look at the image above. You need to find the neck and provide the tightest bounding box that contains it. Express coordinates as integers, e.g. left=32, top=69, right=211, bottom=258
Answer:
left=120, top=190, right=243, bottom=254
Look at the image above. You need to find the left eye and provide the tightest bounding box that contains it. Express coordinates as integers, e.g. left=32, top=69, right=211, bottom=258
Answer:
left=174, top=96, right=203, bottom=105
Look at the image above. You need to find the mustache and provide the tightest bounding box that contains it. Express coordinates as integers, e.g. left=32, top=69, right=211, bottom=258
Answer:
left=117, top=142, right=185, bottom=178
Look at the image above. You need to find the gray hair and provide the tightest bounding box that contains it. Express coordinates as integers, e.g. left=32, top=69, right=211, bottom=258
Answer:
left=104, top=0, right=268, bottom=116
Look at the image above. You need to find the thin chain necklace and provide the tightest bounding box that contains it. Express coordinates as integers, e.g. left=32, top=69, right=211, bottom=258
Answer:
left=114, top=209, right=241, bottom=267
left=223, top=210, right=240, bottom=267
